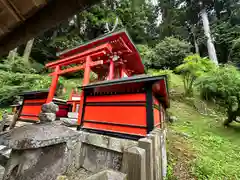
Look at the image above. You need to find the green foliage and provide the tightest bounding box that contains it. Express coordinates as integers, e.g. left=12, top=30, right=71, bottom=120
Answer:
left=166, top=161, right=177, bottom=180
left=158, top=0, right=190, bottom=40
left=149, top=37, right=191, bottom=69
left=212, top=22, right=240, bottom=64
left=49, top=35, right=82, bottom=51
left=60, top=78, right=82, bottom=100
left=176, top=54, right=215, bottom=96
left=8, top=0, right=239, bottom=70
left=116, top=0, right=159, bottom=44
left=30, top=60, right=46, bottom=73
left=196, top=65, right=240, bottom=123
left=0, top=70, right=52, bottom=107
left=136, top=44, right=155, bottom=68
left=32, top=0, right=160, bottom=64
left=228, top=37, right=240, bottom=64
left=0, top=55, right=36, bottom=74
left=0, top=63, right=79, bottom=107
left=0, top=108, right=11, bottom=118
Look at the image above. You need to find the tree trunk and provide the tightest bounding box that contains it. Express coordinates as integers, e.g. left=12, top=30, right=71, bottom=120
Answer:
left=23, top=38, right=35, bottom=64
left=192, top=27, right=199, bottom=54
left=8, top=47, right=18, bottom=60
left=194, top=40, right=200, bottom=54
left=200, top=7, right=218, bottom=65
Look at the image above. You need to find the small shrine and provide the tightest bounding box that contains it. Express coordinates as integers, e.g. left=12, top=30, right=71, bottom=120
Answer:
left=17, top=29, right=169, bottom=139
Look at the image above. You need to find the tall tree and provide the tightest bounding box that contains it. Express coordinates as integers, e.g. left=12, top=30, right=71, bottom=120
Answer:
left=116, top=0, right=159, bottom=44
left=8, top=47, right=18, bottom=61
left=23, top=39, right=35, bottom=64
left=200, top=5, right=218, bottom=64
left=185, top=0, right=218, bottom=64
left=211, top=0, right=240, bottom=64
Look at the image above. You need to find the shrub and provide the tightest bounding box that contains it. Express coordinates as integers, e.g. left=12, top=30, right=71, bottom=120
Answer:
left=228, top=37, right=240, bottom=65
left=137, top=44, right=156, bottom=68
left=0, top=55, right=36, bottom=74
left=150, top=37, right=191, bottom=69
left=176, top=54, right=215, bottom=96
left=0, top=70, right=67, bottom=107
left=0, top=71, right=51, bottom=107
left=196, top=65, right=240, bottom=125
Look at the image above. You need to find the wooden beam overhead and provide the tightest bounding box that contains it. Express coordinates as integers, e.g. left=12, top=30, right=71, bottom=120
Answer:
left=0, top=0, right=100, bottom=56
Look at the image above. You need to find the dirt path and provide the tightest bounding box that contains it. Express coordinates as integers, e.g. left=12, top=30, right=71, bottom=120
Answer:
left=167, top=131, right=196, bottom=180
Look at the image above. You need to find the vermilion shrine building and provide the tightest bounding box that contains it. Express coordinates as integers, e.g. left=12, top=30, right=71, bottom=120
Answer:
left=18, top=30, right=169, bottom=139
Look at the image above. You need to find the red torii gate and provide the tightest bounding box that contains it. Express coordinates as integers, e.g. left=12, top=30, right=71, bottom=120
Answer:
left=44, top=30, right=145, bottom=126
left=45, top=30, right=145, bottom=103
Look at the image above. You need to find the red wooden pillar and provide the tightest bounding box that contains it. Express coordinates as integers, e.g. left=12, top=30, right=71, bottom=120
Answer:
left=78, top=56, right=91, bottom=128
left=47, top=66, right=60, bottom=103
left=72, top=102, right=76, bottom=112
left=108, top=59, right=114, bottom=80
left=120, top=66, right=125, bottom=78
left=69, top=89, right=74, bottom=100
left=83, top=56, right=91, bottom=85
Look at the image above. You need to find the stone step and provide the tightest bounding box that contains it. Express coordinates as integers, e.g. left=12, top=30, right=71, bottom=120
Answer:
left=68, top=112, right=78, bottom=119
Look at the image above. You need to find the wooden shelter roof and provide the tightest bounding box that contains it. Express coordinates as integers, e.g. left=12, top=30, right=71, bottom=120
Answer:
left=0, top=0, right=100, bottom=56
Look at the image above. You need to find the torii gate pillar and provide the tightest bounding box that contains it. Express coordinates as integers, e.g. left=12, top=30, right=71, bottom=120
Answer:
left=47, top=66, right=60, bottom=103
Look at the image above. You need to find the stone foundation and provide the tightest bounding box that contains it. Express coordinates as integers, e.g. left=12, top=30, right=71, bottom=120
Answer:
left=65, top=129, right=167, bottom=180
left=0, top=123, right=167, bottom=180
left=4, top=143, right=67, bottom=180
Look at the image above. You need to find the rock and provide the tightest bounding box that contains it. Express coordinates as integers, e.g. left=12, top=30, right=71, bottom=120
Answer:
left=41, top=102, right=59, bottom=113
left=0, top=147, right=11, bottom=158
left=80, top=131, right=137, bottom=153
left=3, top=143, right=67, bottom=180
left=0, top=123, right=83, bottom=180
left=0, top=113, right=13, bottom=132
left=180, top=132, right=191, bottom=138
left=56, top=175, right=68, bottom=180
left=80, top=144, right=122, bottom=173
left=60, top=118, right=78, bottom=126
left=85, top=170, right=127, bottom=180
left=0, top=154, right=8, bottom=167
left=39, top=112, right=56, bottom=122
left=169, top=116, right=178, bottom=123
left=66, top=168, right=93, bottom=180
left=0, top=123, right=80, bottom=149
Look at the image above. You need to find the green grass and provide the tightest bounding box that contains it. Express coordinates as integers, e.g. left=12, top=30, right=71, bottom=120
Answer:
left=165, top=72, right=240, bottom=179
left=169, top=101, right=240, bottom=179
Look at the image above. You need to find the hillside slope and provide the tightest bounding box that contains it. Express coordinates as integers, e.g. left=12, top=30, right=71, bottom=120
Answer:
left=166, top=73, right=240, bottom=180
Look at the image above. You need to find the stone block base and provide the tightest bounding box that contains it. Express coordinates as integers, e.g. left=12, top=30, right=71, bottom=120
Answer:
left=86, top=170, right=127, bottom=180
